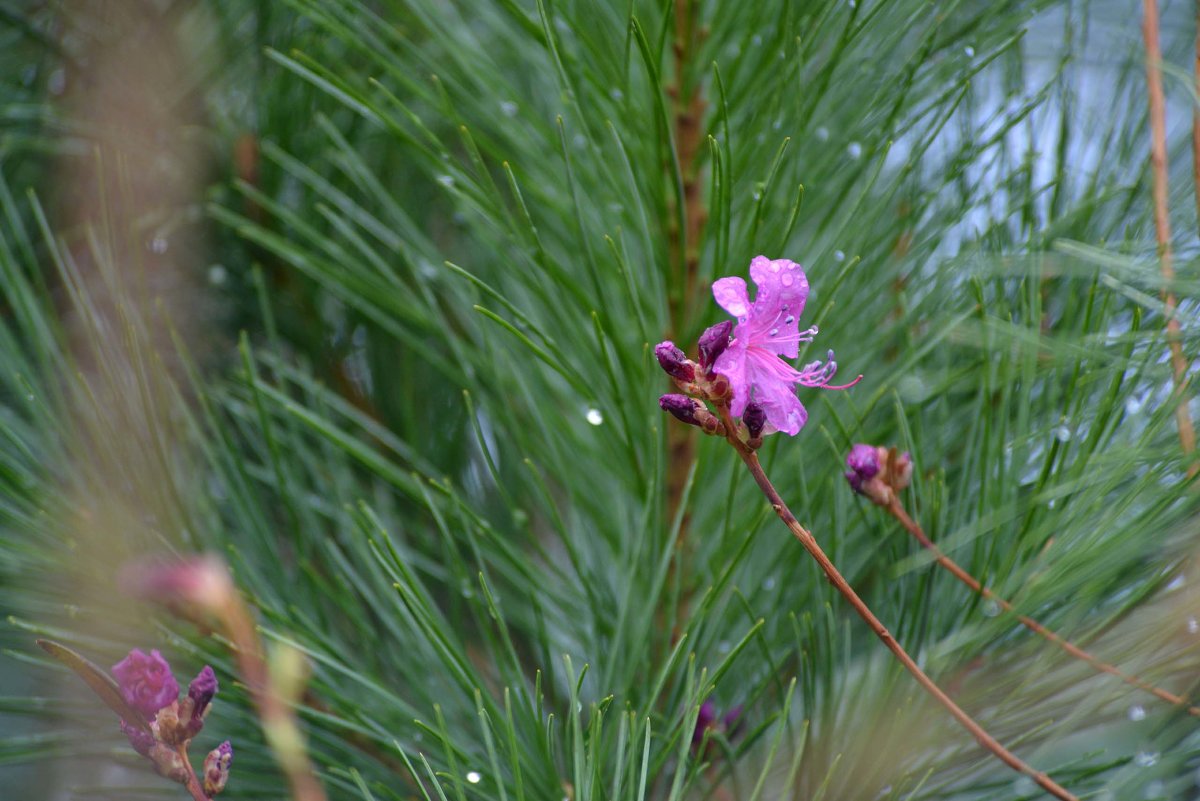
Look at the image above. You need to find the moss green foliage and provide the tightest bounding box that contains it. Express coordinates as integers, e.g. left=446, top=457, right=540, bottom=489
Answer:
left=2, top=0, right=1200, bottom=798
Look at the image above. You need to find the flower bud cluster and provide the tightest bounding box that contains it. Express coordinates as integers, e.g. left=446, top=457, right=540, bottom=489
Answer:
left=112, top=649, right=232, bottom=797
left=655, top=322, right=768, bottom=446
left=844, top=444, right=913, bottom=506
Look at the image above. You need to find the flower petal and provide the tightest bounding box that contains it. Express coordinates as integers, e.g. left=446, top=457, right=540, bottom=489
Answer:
left=744, top=256, right=809, bottom=358
left=712, top=276, right=751, bottom=318
left=713, top=340, right=750, bottom=416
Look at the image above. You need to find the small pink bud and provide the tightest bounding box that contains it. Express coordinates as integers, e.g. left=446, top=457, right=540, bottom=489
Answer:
left=203, top=740, right=233, bottom=796
left=655, top=341, right=696, bottom=382
left=112, top=649, right=179, bottom=720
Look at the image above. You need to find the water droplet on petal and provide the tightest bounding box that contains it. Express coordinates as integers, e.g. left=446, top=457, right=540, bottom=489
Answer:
left=1128, top=704, right=1146, bottom=721
left=770, top=261, right=781, bottom=272
left=784, top=315, right=795, bottom=324
left=586, top=408, right=604, bottom=426
left=781, top=273, right=794, bottom=286
left=466, top=771, right=482, bottom=784
left=847, top=142, right=863, bottom=160
left=769, top=328, right=778, bottom=336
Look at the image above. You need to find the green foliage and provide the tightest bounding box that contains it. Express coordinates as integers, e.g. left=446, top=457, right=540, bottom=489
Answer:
left=3, top=0, right=1200, bottom=799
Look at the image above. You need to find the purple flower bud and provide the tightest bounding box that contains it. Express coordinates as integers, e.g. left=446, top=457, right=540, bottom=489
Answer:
left=692, top=700, right=717, bottom=745
left=113, top=649, right=180, bottom=719
left=203, top=740, right=233, bottom=796
left=121, top=719, right=156, bottom=758
left=655, top=341, right=695, bottom=382
left=721, top=705, right=744, bottom=738
left=186, top=666, right=218, bottom=733
left=844, top=443, right=881, bottom=494
left=742, top=402, right=766, bottom=439
left=697, top=321, right=733, bottom=372
left=659, top=394, right=700, bottom=426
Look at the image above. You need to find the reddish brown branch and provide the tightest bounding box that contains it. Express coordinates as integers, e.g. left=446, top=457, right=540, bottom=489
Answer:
left=885, top=498, right=1200, bottom=716
left=714, top=408, right=1076, bottom=800
left=1143, top=0, right=1198, bottom=476
left=665, top=0, right=709, bottom=538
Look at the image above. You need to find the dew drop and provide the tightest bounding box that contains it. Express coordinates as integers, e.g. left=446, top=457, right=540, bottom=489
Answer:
left=437, top=175, right=454, bottom=188
left=609, top=88, right=624, bottom=101
left=815, top=126, right=830, bottom=142
left=781, top=273, right=794, bottom=286
left=1188, top=617, right=1199, bottom=634
left=1012, top=776, right=1035, bottom=796
left=784, top=315, right=795, bottom=324
left=717, top=640, right=732, bottom=653
left=762, top=576, right=777, bottom=590
left=1133, top=750, right=1158, bottom=767
left=1167, top=574, right=1186, bottom=592
left=964, top=45, right=976, bottom=57
left=751, top=34, right=762, bottom=45
left=833, top=250, right=846, bottom=262
left=149, top=236, right=168, bottom=254
left=769, top=327, right=779, bottom=337
left=847, top=141, right=863, bottom=160
left=500, top=100, right=519, bottom=117
left=1052, top=425, right=1071, bottom=442
left=1128, top=704, right=1146, bottom=721
left=772, top=118, right=782, bottom=130
left=466, top=771, right=482, bottom=784
left=586, top=408, right=604, bottom=426
left=982, top=599, right=1001, bottom=618
left=25, top=394, right=35, bottom=402
left=1125, top=393, right=1148, bottom=415
left=208, top=264, right=228, bottom=286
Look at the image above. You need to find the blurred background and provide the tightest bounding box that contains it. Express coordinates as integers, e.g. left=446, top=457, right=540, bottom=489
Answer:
left=3, top=0, right=1200, bottom=799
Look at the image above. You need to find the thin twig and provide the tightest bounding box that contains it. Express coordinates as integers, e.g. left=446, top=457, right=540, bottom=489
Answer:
left=714, top=406, right=1076, bottom=801
left=178, top=744, right=210, bottom=801
left=1143, top=0, right=1198, bottom=476
left=1193, top=0, right=1200, bottom=228
left=885, top=497, right=1200, bottom=716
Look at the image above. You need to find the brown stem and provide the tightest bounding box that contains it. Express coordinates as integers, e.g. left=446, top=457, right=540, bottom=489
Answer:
left=1193, top=0, right=1200, bottom=228
left=713, top=407, right=1076, bottom=800
left=665, top=0, right=709, bottom=539
left=1143, top=0, right=1199, bottom=477
left=177, top=745, right=210, bottom=801
left=220, top=597, right=328, bottom=801
left=885, top=498, right=1200, bottom=716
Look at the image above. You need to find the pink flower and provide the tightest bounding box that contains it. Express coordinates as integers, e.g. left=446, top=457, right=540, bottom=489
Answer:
left=711, top=256, right=859, bottom=435
left=112, top=648, right=179, bottom=719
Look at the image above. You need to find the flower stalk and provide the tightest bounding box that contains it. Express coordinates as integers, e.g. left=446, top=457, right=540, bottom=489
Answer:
left=712, top=407, right=1077, bottom=800
left=881, top=494, right=1200, bottom=717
